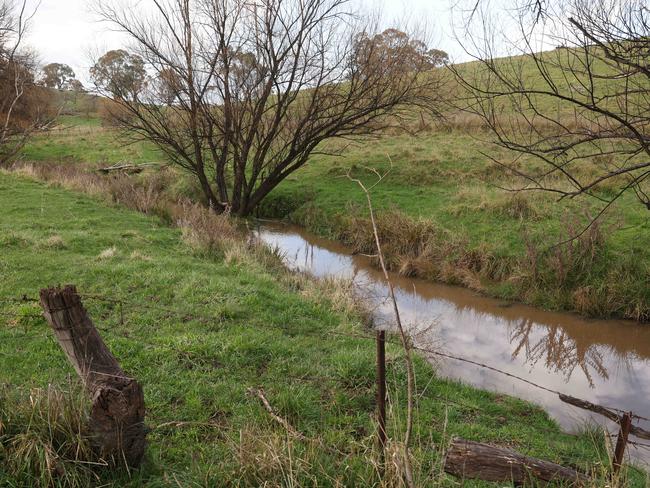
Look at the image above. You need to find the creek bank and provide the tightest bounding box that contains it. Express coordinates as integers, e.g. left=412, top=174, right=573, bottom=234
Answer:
left=0, top=167, right=632, bottom=485
left=256, top=220, right=650, bottom=467
left=257, top=192, right=650, bottom=322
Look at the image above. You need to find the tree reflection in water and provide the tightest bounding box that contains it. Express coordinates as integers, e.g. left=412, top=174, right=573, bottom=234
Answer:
left=509, top=319, right=609, bottom=387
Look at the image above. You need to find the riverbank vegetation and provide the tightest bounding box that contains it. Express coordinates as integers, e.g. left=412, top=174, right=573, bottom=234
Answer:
left=9, top=0, right=648, bottom=321
left=3, top=171, right=637, bottom=486
left=17, top=98, right=650, bottom=322
left=259, top=134, right=650, bottom=321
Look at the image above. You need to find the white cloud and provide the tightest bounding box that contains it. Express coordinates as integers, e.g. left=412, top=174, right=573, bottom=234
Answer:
left=23, top=0, right=126, bottom=83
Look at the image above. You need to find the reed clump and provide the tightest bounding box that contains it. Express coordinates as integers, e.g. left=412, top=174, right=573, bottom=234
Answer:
left=303, top=206, right=650, bottom=321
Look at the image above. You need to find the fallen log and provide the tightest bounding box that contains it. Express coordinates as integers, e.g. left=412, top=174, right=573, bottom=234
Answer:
left=97, top=162, right=163, bottom=174
left=559, top=394, right=650, bottom=441
left=444, top=438, right=588, bottom=485
left=39, top=285, right=146, bottom=467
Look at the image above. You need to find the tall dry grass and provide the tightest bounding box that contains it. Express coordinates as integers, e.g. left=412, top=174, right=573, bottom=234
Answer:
left=0, top=385, right=98, bottom=488
left=320, top=205, right=648, bottom=321
left=340, top=209, right=503, bottom=293
left=6, top=161, right=245, bottom=258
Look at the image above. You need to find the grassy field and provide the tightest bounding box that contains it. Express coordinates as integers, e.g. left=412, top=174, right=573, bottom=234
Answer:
left=1, top=171, right=632, bottom=486
left=18, top=111, right=650, bottom=321
left=21, top=115, right=164, bottom=165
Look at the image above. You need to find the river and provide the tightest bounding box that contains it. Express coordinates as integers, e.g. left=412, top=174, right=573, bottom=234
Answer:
left=256, top=221, right=650, bottom=465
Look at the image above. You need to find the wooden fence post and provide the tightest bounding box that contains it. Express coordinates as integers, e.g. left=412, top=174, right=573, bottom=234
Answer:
left=612, top=412, right=632, bottom=477
left=39, top=285, right=146, bottom=467
left=376, top=330, right=387, bottom=464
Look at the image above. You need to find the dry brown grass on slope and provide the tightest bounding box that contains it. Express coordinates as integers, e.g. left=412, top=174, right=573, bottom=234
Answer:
left=5, top=161, right=243, bottom=256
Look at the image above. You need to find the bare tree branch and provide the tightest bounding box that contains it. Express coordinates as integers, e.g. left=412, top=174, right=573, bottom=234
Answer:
left=452, top=0, right=650, bottom=224
left=0, top=0, right=53, bottom=165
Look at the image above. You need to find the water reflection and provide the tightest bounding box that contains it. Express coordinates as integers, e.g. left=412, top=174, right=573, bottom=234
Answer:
left=256, top=222, right=650, bottom=461
left=509, top=318, right=609, bottom=387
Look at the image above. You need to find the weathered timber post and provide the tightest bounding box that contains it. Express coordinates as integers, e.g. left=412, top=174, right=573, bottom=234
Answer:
left=39, top=285, right=146, bottom=467
left=444, top=438, right=588, bottom=485
left=376, top=330, right=387, bottom=467
left=612, top=412, right=632, bottom=477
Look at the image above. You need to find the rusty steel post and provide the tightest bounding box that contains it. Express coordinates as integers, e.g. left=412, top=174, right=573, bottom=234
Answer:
left=376, top=330, right=387, bottom=464
left=612, top=412, right=633, bottom=476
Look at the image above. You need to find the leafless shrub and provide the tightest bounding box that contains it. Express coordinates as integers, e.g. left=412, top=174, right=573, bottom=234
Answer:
left=452, top=0, right=650, bottom=228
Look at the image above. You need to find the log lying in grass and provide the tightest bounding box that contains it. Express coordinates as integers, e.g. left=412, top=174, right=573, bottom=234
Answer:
left=39, top=285, right=146, bottom=467
left=444, top=438, right=588, bottom=485
left=97, top=162, right=163, bottom=174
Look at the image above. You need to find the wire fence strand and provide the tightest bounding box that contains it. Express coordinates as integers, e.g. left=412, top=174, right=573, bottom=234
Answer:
left=2, top=292, right=650, bottom=427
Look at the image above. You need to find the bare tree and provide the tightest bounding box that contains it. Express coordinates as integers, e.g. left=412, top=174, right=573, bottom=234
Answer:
left=0, top=0, right=52, bottom=165
left=452, top=0, right=650, bottom=223
left=94, top=0, right=444, bottom=217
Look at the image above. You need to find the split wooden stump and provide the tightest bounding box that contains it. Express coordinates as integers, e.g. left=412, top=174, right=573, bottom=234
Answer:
left=39, top=285, right=146, bottom=467
left=444, top=438, right=588, bottom=485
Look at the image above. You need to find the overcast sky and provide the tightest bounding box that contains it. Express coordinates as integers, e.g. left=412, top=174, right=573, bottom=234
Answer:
left=22, top=0, right=466, bottom=83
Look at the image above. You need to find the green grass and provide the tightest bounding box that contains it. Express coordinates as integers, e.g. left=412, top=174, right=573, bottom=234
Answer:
left=20, top=115, right=163, bottom=165
left=258, top=130, right=650, bottom=318
left=0, top=172, right=633, bottom=486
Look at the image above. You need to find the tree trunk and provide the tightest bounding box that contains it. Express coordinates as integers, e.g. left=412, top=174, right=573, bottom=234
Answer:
left=196, top=170, right=224, bottom=214
left=39, top=285, right=146, bottom=467
left=444, top=438, right=588, bottom=485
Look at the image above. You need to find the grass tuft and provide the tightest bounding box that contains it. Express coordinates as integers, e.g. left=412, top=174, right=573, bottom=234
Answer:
left=97, top=247, right=117, bottom=260
left=41, top=235, right=67, bottom=250
left=0, top=385, right=97, bottom=488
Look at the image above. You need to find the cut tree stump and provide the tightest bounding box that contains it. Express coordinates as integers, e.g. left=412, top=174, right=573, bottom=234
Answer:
left=444, top=438, right=588, bottom=485
left=39, top=285, right=146, bottom=467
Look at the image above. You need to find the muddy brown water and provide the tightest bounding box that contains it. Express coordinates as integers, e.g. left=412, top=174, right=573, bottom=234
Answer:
left=256, top=221, right=650, bottom=465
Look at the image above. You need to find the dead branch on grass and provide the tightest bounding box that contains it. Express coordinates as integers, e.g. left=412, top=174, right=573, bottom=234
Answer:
left=247, top=387, right=307, bottom=442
